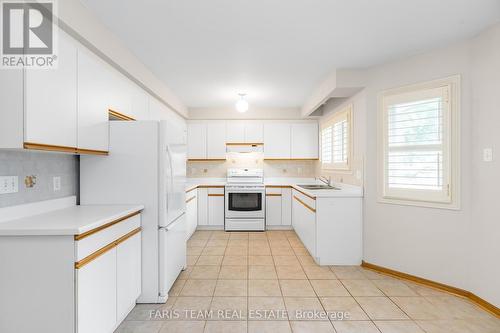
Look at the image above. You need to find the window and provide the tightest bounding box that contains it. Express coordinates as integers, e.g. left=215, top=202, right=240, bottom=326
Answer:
left=321, top=104, right=352, bottom=170
left=378, top=76, right=460, bottom=208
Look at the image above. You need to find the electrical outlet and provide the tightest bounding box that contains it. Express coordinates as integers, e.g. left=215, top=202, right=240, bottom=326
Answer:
left=53, top=176, right=61, bottom=191
left=0, top=176, right=18, bottom=194
left=483, top=148, right=493, bottom=162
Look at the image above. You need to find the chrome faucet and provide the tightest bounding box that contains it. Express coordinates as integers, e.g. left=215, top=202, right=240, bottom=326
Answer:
left=318, top=175, right=332, bottom=186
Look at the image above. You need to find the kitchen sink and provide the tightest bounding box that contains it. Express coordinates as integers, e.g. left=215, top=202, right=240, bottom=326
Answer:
left=297, top=184, right=341, bottom=190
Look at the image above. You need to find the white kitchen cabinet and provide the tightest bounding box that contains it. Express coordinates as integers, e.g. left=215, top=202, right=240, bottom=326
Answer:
left=207, top=121, right=227, bottom=159
left=116, top=232, right=141, bottom=323
left=186, top=190, right=198, bottom=239
left=281, top=187, right=292, bottom=226
left=197, top=188, right=209, bottom=226
left=226, top=121, right=246, bottom=143
left=208, top=188, right=225, bottom=226
left=292, top=190, right=316, bottom=258
left=24, top=29, right=78, bottom=148
left=264, top=123, right=291, bottom=159
left=77, top=247, right=117, bottom=333
left=291, top=123, right=318, bottom=159
left=129, top=84, right=149, bottom=120
left=107, top=70, right=131, bottom=118
left=77, top=47, right=110, bottom=152
left=266, top=189, right=282, bottom=226
left=244, top=121, right=263, bottom=142
left=0, top=68, right=23, bottom=149
left=187, top=122, right=207, bottom=159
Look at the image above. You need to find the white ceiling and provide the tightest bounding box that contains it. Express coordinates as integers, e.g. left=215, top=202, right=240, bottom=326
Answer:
left=80, top=0, right=500, bottom=109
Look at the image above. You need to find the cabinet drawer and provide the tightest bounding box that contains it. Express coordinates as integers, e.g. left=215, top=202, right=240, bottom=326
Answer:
left=266, top=188, right=282, bottom=195
left=75, top=212, right=141, bottom=261
left=292, top=189, right=316, bottom=211
left=207, top=187, right=225, bottom=195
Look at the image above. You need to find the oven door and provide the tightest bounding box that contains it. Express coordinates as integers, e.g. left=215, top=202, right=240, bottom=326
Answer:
left=225, top=188, right=265, bottom=219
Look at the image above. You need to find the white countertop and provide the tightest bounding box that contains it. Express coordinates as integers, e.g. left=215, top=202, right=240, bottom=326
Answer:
left=186, top=177, right=363, bottom=198
left=0, top=204, right=144, bottom=236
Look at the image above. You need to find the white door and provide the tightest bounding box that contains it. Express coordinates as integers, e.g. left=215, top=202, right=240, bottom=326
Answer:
left=291, top=123, right=318, bottom=159
left=266, top=191, right=282, bottom=226
left=77, top=47, right=110, bottom=151
left=245, top=121, right=263, bottom=142
left=264, top=123, right=291, bottom=159
left=116, top=232, right=141, bottom=322
left=187, top=122, right=207, bottom=159
left=226, top=121, right=245, bottom=143
left=186, top=193, right=198, bottom=240
left=76, top=248, right=117, bottom=333
left=207, top=121, right=227, bottom=159
left=25, top=29, right=77, bottom=148
left=281, top=188, right=292, bottom=226
left=159, top=214, right=187, bottom=298
left=197, top=188, right=209, bottom=226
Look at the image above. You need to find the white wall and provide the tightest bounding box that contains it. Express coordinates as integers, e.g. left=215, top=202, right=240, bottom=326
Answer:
left=317, top=23, right=500, bottom=307
left=188, top=107, right=302, bottom=120
left=58, top=0, right=187, bottom=118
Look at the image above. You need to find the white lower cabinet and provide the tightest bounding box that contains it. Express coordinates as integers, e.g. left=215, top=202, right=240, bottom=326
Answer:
left=77, top=248, right=117, bottom=333
left=116, top=232, right=142, bottom=323
left=265, top=189, right=282, bottom=226
left=292, top=190, right=316, bottom=258
left=197, top=188, right=208, bottom=226
left=208, top=188, right=225, bottom=226
left=281, top=188, right=292, bottom=226
left=186, top=190, right=198, bottom=238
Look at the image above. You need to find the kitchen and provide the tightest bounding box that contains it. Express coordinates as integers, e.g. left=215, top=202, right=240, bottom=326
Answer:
left=0, top=1, right=499, bottom=333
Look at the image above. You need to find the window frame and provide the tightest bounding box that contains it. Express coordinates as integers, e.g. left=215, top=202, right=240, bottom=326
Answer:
left=321, top=104, right=353, bottom=171
left=377, top=76, right=461, bottom=210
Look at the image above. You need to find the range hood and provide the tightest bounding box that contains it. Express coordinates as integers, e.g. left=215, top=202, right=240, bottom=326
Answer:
left=226, top=143, right=263, bottom=153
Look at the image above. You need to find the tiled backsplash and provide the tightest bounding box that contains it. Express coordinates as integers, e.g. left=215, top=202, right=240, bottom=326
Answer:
left=0, top=151, right=78, bottom=208
left=187, top=153, right=316, bottom=178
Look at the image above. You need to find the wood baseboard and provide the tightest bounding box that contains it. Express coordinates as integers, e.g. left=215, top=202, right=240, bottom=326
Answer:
left=361, top=261, right=500, bottom=318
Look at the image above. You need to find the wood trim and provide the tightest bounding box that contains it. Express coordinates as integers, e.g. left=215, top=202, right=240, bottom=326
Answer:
left=187, top=159, right=226, bottom=162
left=186, top=195, right=196, bottom=203
left=24, top=142, right=77, bottom=154
left=108, top=109, right=136, bottom=121
left=24, top=142, right=109, bottom=156
left=361, top=261, right=500, bottom=318
left=75, top=227, right=141, bottom=269
left=264, top=158, right=319, bottom=161
left=266, top=185, right=292, bottom=189
left=293, top=187, right=316, bottom=200
left=226, top=142, right=263, bottom=146
left=198, top=185, right=225, bottom=189
left=186, top=187, right=197, bottom=194
left=76, top=148, right=109, bottom=156
left=293, top=195, right=316, bottom=213
left=266, top=193, right=282, bottom=197
left=74, top=210, right=141, bottom=241
left=208, top=194, right=225, bottom=197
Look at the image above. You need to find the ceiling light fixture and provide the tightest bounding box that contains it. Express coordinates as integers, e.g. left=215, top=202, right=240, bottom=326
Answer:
left=235, top=93, right=249, bottom=113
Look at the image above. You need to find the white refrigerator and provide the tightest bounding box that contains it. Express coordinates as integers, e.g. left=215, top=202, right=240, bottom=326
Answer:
left=80, top=120, right=187, bottom=303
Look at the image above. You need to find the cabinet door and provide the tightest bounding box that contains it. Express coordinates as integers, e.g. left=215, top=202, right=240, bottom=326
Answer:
left=266, top=191, right=282, bottom=226
left=129, top=84, right=148, bottom=120
left=291, top=123, right=318, bottom=159
left=187, top=122, right=207, bottom=159
left=264, top=123, right=291, bottom=159
left=208, top=191, right=225, bottom=226
left=197, top=188, right=208, bottom=226
left=25, top=29, right=77, bottom=147
left=281, top=188, right=292, bottom=226
left=116, top=232, right=141, bottom=323
left=77, top=247, right=117, bottom=333
left=245, top=121, right=263, bottom=143
left=207, top=121, right=226, bottom=159
left=77, top=48, right=110, bottom=151
left=186, top=192, right=198, bottom=239
left=226, top=121, right=245, bottom=143
left=108, top=70, right=131, bottom=117
left=0, top=68, right=23, bottom=148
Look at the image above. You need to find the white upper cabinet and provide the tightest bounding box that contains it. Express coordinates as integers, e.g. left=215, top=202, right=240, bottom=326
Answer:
left=226, top=121, right=263, bottom=143
left=24, top=29, right=78, bottom=148
left=107, top=70, right=131, bottom=117
left=244, top=121, right=263, bottom=143
left=129, top=84, right=149, bottom=120
left=291, top=122, right=318, bottom=159
left=187, top=122, right=207, bottom=159
left=263, top=123, right=291, bottom=159
left=77, top=47, right=110, bottom=152
left=226, top=121, right=245, bottom=143
left=206, top=121, right=227, bottom=159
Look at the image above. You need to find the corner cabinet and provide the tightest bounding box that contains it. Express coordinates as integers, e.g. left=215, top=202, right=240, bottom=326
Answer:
left=195, top=186, right=225, bottom=229
left=186, top=189, right=198, bottom=239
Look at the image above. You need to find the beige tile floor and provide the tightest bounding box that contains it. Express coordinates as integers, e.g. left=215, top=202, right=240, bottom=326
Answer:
left=117, top=230, right=500, bottom=333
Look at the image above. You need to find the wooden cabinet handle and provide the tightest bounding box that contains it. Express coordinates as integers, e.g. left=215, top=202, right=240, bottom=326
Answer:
left=186, top=196, right=196, bottom=203
left=266, top=193, right=282, bottom=197
left=208, top=194, right=224, bottom=197
left=293, top=195, right=316, bottom=213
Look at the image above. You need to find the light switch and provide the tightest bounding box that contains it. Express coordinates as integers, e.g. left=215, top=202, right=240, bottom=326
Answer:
left=0, top=176, right=19, bottom=194
left=53, top=176, right=61, bottom=191
left=483, top=148, right=493, bottom=162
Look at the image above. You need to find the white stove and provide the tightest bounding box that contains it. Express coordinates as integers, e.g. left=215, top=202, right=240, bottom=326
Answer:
left=225, top=168, right=265, bottom=231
